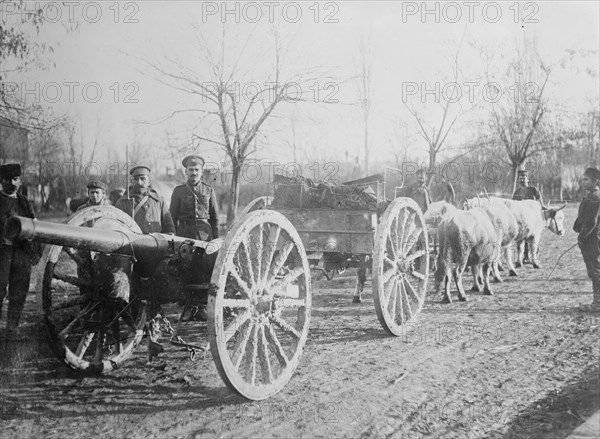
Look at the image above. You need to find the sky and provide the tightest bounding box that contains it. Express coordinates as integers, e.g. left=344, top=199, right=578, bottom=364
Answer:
left=6, top=1, right=600, bottom=173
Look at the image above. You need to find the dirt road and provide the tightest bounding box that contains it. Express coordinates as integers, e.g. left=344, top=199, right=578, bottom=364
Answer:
left=1, top=205, right=599, bottom=438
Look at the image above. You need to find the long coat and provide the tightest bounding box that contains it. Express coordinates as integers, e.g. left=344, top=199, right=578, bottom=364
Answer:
left=170, top=182, right=219, bottom=240
left=115, top=188, right=175, bottom=234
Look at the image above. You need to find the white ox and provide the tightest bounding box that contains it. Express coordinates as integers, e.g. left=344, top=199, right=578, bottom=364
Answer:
left=424, top=201, right=501, bottom=303
left=464, top=197, right=520, bottom=281
left=494, top=198, right=566, bottom=268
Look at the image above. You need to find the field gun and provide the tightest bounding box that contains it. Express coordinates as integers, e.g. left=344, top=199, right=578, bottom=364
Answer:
left=5, top=205, right=312, bottom=401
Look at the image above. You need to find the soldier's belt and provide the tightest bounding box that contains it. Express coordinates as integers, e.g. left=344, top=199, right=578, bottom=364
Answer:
left=179, top=219, right=209, bottom=224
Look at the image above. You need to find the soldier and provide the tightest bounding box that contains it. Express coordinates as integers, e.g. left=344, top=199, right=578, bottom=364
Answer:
left=115, top=165, right=175, bottom=234
left=170, top=155, right=219, bottom=241
left=512, top=169, right=542, bottom=264
left=573, top=167, right=600, bottom=313
left=77, top=181, right=108, bottom=211
left=170, top=155, right=219, bottom=322
left=0, top=163, right=38, bottom=339
left=400, top=169, right=432, bottom=213
left=114, top=165, right=175, bottom=359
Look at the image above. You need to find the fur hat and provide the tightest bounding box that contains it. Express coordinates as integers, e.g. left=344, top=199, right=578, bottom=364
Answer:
left=0, top=163, right=21, bottom=179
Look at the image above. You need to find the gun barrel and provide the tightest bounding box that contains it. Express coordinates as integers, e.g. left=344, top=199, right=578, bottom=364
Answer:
left=6, top=216, right=161, bottom=255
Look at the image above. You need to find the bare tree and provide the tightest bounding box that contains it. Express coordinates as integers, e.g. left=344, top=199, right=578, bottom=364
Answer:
left=147, top=25, right=332, bottom=224
left=482, top=36, right=552, bottom=192
left=357, top=29, right=372, bottom=175
left=404, top=42, right=465, bottom=187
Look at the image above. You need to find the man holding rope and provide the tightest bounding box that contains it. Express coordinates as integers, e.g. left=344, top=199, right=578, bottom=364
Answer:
left=573, top=167, right=600, bottom=313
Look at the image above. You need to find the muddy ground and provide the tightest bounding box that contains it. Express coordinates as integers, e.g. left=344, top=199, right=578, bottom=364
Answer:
left=1, top=204, right=599, bottom=439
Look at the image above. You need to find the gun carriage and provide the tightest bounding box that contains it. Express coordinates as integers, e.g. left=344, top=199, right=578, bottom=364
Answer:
left=7, top=205, right=310, bottom=401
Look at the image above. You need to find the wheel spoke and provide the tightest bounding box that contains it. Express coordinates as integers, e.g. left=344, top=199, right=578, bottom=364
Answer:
left=58, top=302, right=100, bottom=340
left=75, top=331, right=95, bottom=359
left=52, top=273, right=90, bottom=289
left=229, top=269, right=252, bottom=298
left=270, top=266, right=304, bottom=291
left=382, top=268, right=396, bottom=287
left=400, top=281, right=413, bottom=321
left=409, top=270, right=426, bottom=281
left=388, top=216, right=399, bottom=259
left=261, top=224, right=281, bottom=284
left=241, top=238, right=257, bottom=289
left=258, top=325, right=274, bottom=384
left=224, top=310, right=252, bottom=343
left=405, top=249, right=426, bottom=262
left=270, top=315, right=301, bottom=339
left=400, top=212, right=416, bottom=255
left=264, top=324, right=289, bottom=367
left=231, top=321, right=253, bottom=370
left=395, top=280, right=405, bottom=324
left=244, top=324, right=259, bottom=386
left=268, top=241, right=294, bottom=280
left=395, top=209, right=410, bottom=251
left=403, top=278, right=421, bottom=305
left=253, top=223, right=264, bottom=288
left=403, top=227, right=423, bottom=257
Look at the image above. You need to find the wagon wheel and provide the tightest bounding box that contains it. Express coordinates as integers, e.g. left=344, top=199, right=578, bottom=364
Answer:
left=239, top=196, right=273, bottom=217
left=40, top=205, right=147, bottom=373
left=373, top=197, right=429, bottom=336
left=208, top=210, right=311, bottom=400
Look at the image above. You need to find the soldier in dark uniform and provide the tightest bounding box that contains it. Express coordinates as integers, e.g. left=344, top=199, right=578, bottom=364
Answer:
left=0, top=164, right=38, bottom=339
left=573, top=167, right=600, bottom=313
left=114, top=166, right=175, bottom=359
left=115, top=166, right=175, bottom=235
left=512, top=169, right=542, bottom=264
left=400, top=169, right=432, bottom=213
left=170, top=155, right=219, bottom=240
left=169, top=155, right=219, bottom=321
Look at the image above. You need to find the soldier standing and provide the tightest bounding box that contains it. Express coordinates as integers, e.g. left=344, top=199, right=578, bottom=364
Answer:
left=573, top=167, right=600, bottom=313
left=115, top=165, right=175, bottom=234
left=170, top=155, right=219, bottom=240
left=169, top=155, right=219, bottom=322
left=0, top=164, right=38, bottom=339
left=114, top=165, right=175, bottom=359
left=512, top=169, right=542, bottom=264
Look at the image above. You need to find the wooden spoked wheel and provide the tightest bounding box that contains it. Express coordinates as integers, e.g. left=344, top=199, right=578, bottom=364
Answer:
left=40, top=205, right=147, bottom=373
left=373, top=198, right=429, bottom=336
left=239, top=196, right=273, bottom=217
left=208, top=210, right=311, bottom=400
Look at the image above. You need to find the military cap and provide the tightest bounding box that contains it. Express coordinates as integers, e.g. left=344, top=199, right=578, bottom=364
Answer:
left=517, top=169, right=529, bottom=176
left=87, top=180, right=107, bottom=191
left=182, top=155, right=205, bottom=168
left=584, top=167, right=600, bottom=181
left=0, top=163, right=22, bottom=179
left=129, top=165, right=151, bottom=176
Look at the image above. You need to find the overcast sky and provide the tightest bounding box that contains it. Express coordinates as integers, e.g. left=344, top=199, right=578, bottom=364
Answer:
left=9, top=1, right=600, bottom=170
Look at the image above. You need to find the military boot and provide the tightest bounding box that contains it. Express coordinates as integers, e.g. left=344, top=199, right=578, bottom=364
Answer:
left=578, top=279, right=600, bottom=313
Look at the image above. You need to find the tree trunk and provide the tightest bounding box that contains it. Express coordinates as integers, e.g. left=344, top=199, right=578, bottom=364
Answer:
left=226, top=163, right=241, bottom=226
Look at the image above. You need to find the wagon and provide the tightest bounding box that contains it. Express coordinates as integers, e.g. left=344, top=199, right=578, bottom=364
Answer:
left=240, top=167, right=431, bottom=337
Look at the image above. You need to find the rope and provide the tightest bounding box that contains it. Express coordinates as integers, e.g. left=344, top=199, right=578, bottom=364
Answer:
left=548, top=243, right=579, bottom=278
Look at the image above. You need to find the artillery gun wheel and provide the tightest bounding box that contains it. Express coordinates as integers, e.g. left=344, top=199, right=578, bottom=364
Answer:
left=208, top=210, right=311, bottom=400
left=40, top=205, right=147, bottom=373
left=373, top=198, right=429, bottom=336
left=239, top=196, right=273, bottom=217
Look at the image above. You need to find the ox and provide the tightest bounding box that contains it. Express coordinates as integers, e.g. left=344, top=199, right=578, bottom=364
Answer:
left=464, top=197, right=520, bottom=281
left=494, top=199, right=566, bottom=268
left=425, top=201, right=501, bottom=303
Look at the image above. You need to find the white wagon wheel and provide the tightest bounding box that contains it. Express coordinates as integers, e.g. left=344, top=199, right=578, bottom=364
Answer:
left=208, top=210, right=311, bottom=400
left=239, top=196, right=273, bottom=217
left=373, top=197, right=429, bottom=336
left=40, top=205, right=147, bottom=373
